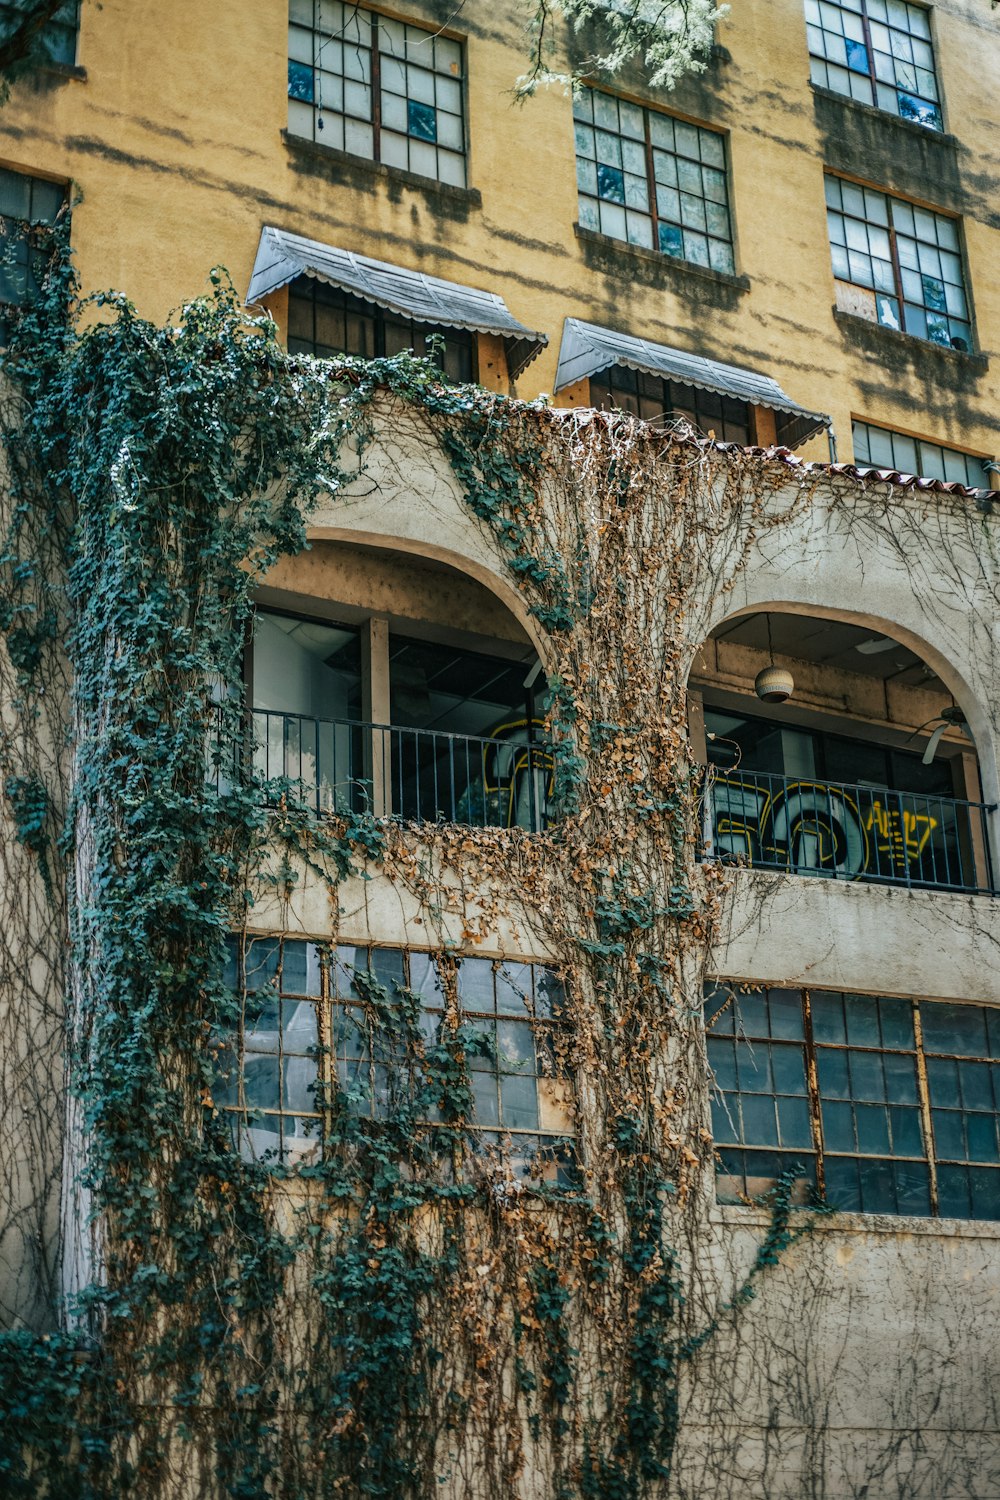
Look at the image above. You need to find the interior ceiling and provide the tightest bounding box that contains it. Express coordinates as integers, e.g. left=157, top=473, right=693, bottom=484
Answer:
left=709, top=612, right=947, bottom=693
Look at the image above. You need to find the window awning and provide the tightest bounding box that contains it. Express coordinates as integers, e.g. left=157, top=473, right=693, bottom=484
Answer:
left=554, top=318, right=831, bottom=449
left=247, top=226, right=548, bottom=378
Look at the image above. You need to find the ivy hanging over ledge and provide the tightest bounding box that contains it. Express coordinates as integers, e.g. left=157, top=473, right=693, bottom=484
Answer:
left=0, top=229, right=826, bottom=1500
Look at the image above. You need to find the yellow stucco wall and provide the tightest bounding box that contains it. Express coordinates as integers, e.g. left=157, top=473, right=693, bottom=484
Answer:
left=0, top=0, right=996, bottom=466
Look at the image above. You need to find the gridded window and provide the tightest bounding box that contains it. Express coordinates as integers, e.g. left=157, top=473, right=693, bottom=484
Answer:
left=806, top=0, right=942, bottom=130
left=287, top=1, right=466, bottom=187
left=590, top=366, right=751, bottom=443
left=573, top=88, right=733, bottom=274
left=0, top=168, right=64, bottom=314
left=825, top=176, right=970, bottom=351
left=706, top=985, right=1000, bottom=1220
left=853, top=420, right=992, bottom=489
left=287, top=279, right=475, bottom=383
left=217, top=937, right=574, bottom=1179
left=0, top=0, right=78, bottom=68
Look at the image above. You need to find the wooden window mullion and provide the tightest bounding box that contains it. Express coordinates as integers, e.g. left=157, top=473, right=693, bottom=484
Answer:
left=886, top=214, right=908, bottom=335
left=643, top=108, right=659, bottom=249
left=802, top=988, right=826, bottom=1198
left=912, top=1001, right=939, bottom=1216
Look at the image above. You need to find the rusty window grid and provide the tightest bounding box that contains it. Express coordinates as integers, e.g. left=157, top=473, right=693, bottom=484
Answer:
left=825, top=175, right=971, bottom=352
left=588, top=367, right=752, bottom=445
left=805, top=0, right=942, bottom=130
left=573, top=87, right=734, bottom=276
left=221, top=937, right=574, bottom=1174
left=851, top=420, right=993, bottom=490
left=705, top=985, right=1000, bottom=1221
left=287, top=1, right=466, bottom=187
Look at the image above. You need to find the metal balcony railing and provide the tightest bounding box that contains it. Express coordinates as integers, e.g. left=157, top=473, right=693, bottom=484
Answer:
left=706, top=768, right=996, bottom=895
left=219, top=709, right=553, bottom=831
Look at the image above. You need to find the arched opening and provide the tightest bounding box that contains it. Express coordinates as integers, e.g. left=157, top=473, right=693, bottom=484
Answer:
left=246, top=540, right=551, bottom=830
left=690, top=608, right=995, bottom=894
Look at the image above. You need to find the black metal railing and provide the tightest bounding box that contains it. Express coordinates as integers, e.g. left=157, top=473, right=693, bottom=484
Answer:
left=706, top=768, right=996, bottom=895
left=226, top=710, right=552, bottom=831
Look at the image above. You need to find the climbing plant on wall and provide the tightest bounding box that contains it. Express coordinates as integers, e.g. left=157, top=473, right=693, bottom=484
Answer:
left=0, top=228, right=824, bottom=1499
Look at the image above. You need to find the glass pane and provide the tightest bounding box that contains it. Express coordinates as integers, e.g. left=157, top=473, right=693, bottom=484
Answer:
left=822, top=1099, right=855, bottom=1152
left=496, top=1018, right=535, bottom=1072
left=500, top=1072, right=539, bottom=1130
left=811, top=992, right=846, bottom=1044
left=458, top=958, right=495, bottom=1011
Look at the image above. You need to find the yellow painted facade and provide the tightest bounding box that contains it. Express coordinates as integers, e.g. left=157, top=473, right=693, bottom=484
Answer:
left=0, top=0, right=997, bottom=460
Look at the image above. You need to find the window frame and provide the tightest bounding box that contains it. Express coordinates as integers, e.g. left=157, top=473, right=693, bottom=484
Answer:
left=851, top=419, right=993, bottom=490
left=287, top=0, right=468, bottom=187
left=805, top=0, right=944, bottom=132
left=0, top=0, right=79, bottom=70
left=589, top=365, right=754, bottom=444
left=706, top=983, right=1000, bottom=1221
left=573, top=85, right=736, bottom=276
left=218, top=936, right=575, bottom=1176
left=825, top=173, right=973, bottom=352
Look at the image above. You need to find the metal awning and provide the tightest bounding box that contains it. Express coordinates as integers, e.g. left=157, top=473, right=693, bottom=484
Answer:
left=554, top=318, right=830, bottom=449
left=247, top=226, right=547, bottom=378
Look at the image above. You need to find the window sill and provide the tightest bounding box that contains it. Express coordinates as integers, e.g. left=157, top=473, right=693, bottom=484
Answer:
left=281, top=131, right=482, bottom=210
left=832, top=308, right=988, bottom=371
left=713, top=1201, right=1000, bottom=1240
left=573, top=224, right=749, bottom=292
left=810, top=84, right=955, bottom=148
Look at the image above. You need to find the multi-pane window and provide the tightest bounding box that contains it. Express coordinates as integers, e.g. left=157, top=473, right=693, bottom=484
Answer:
left=0, top=168, right=64, bottom=315
left=706, top=985, right=1000, bottom=1221
left=287, top=1, right=466, bottom=187
left=573, top=88, right=734, bottom=275
left=286, top=279, right=475, bottom=382
left=825, top=176, right=970, bottom=351
left=0, top=0, right=78, bottom=68
left=590, top=366, right=751, bottom=443
left=216, top=937, right=574, bottom=1179
left=806, top=0, right=942, bottom=130
left=853, top=420, right=992, bottom=489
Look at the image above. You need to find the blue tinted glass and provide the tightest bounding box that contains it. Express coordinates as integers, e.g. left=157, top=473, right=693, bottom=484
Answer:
left=597, top=164, right=625, bottom=203
left=288, top=59, right=314, bottom=102
left=771, top=1043, right=808, bottom=1095
left=960, top=1061, right=995, bottom=1111
left=705, top=988, right=735, bottom=1032
left=883, top=1051, right=919, bottom=1103
left=855, top=1104, right=891, bottom=1155
left=408, top=99, right=437, bottom=142
left=707, top=1037, right=738, bottom=1092
left=932, top=1109, right=965, bottom=1160
left=370, top=947, right=405, bottom=994
left=897, top=92, right=941, bottom=130
left=858, top=1156, right=896, bottom=1214
left=926, top=1054, right=958, bottom=1103
left=244, top=938, right=280, bottom=991
left=710, top=1095, right=740, bottom=1144
left=936, top=1164, right=970, bottom=1218
left=922, top=1002, right=988, bottom=1057
left=894, top=1160, right=931, bottom=1215
left=824, top=1156, right=861, bottom=1211
left=735, top=991, right=769, bottom=1038
left=889, top=1105, right=924, bottom=1156
left=849, top=1051, right=885, bottom=1102
left=811, top=992, right=846, bottom=1044
left=777, top=1096, right=812, bottom=1148
left=740, top=1093, right=779, bottom=1146
left=822, top=1099, right=855, bottom=1152
left=878, top=996, right=914, bottom=1049
left=845, top=37, right=870, bottom=72
left=845, top=994, right=881, bottom=1046
left=965, top=1113, right=998, bottom=1163
left=768, top=990, right=804, bottom=1039
left=737, top=1044, right=773, bottom=1094
left=817, top=1048, right=850, bottom=1099
left=658, top=222, right=684, bottom=256
left=968, top=1167, right=1000, bottom=1220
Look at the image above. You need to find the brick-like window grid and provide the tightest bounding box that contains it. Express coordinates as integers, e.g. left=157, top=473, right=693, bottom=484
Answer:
left=287, top=279, right=475, bottom=382
left=287, top=0, right=466, bottom=187
left=706, top=985, right=1000, bottom=1220
left=806, top=0, right=941, bottom=130
left=573, top=88, right=734, bottom=275
left=590, top=366, right=751, bottom=444
left=825, top=176, right=970, bottom=351
left=0, top=167, right=64, bottom=314
left=0, top=1, right=78, bottom=68
left=853, top=420, right=992, bottom=489
left=216, top=937, right=574, bottom=1179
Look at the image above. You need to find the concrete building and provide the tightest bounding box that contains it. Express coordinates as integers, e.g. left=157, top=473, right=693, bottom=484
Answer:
left=0, top=1, right=999, bottom=1497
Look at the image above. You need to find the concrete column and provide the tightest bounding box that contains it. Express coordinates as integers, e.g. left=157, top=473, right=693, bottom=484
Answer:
left=361, top=617, right=391, bottom=818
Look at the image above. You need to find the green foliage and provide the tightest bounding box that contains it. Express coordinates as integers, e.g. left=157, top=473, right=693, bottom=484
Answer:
left=0, top=230, right=812, bottom=1499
